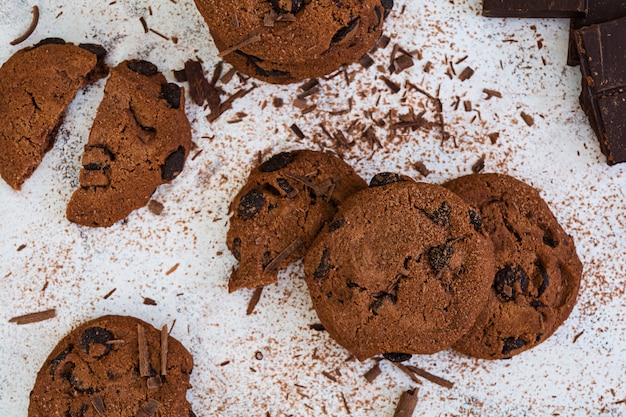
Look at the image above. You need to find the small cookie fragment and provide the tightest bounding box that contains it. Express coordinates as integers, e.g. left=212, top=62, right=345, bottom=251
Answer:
left=0, top=39, right=108, bottom=189
left=66, top=60, right=191, bottom=227
left=227, top=150, right=367, bottom=292
left=444, top=173, right=582, bottom=359
left=304, top=180, right=495, bottom=360
left=28, top=315, right=195, bottom=417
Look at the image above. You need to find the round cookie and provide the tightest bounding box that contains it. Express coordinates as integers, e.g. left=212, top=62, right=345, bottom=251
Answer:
left=66, top=60, right=192, bottom=227
left=29, top=315, right=196, bottom=417
left=444, top=173, right=583, bottom=359
left=227, top=150, right=367, bottom=292
left=303, top=178, right=495, bottom=360
left=194, top=0, right=393, bottom=83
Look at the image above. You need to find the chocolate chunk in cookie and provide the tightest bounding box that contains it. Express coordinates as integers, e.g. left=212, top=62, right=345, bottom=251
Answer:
left=444, top=173, right=583, bottom=359
left=304, top=180, right=495, bottom=360
left=29, top=315, right=195, bottom=417
left=0, top=39, right=108, bottom=189
left=227, top=150, right=367, bottom=292
left=66, top=60, right=191, bottom=227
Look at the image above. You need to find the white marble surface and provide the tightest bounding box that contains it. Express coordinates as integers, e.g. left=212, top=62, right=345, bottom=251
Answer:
left=0, top=0, right=625, bottom=416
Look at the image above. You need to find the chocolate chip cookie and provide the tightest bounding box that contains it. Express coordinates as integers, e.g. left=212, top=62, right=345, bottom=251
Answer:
left=29, top=315, right=196, bottom=417
left=227, top=150, right=367, bottom=292
left=303, top=179, right=495, bottom=360
left=194, top=0, right=393, bottom=83
left=66, top=60, right=192, bottom=227
left=444, top=173, right=583, bottom=359
left=0, top=38, right=107, bottom=190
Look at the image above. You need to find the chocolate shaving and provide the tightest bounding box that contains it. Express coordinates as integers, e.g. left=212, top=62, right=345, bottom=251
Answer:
left=393, top=363, right=422, bottom=385
left=520, top=111, right=535, bottom=126
left=458, top=66, right=475, bottom=81
left=263, top=237, right=303, bottom=273
left=218, top=34, right=262, bottom=58
left=184, top=60, right=213, bottom=107
left=394, top=54, right=414, bottom=73
left=341, top=392, right=352, bottom=415
left=148, top=200, right=164, bottom=215
left=423, top=61, right=433, bottom=73
left=149, top=28, right=168, bottom=40
left=471, top=155, right=485, bottom=173
left=573, top=330, right=584, bottom=343
left=207, top=86, right=256, bottom=123
left=488, top=132, right=500, bottom=144
left=283, top=172, right=334, bottom=199
left=143, top=297, right=157, bottom=306
left=139, top=16, right=149, bottom=33
left=359, top=54, right=375, bottom=68
left=381, top=75, right=401, bottom=93
left=165, top=263, right=179, bottom=275
left=9, top=308, right=56, bottom=325
left=161, top=324, right=168, bottom=375
left=321, top=370, right=337, bottom=382
left=483, top=88, right=502, bottom=99
left=309, top=323, right=325, bottom=331
left=221, top=67, right=237, bottom=84
left=17, top=244, right=26, bottom=251
left=137, top=325, right=150, bottom=377
left=103, top=288, right=117, bottom=299
left=10, top=6, right=39, bottom=46
left=91, top=396, right=106, bottom=416
left=246, top=287, right=263, bottom=315
left=413, top=161, right=431, bottom=177
left=147, top=376, right=162, bottom=389
left=393, top=388, right=419, bottom=417
left=291, top=123, right=305, bottom=139
left=405, top=365, right=454, bottom=389
left=364, top=363, right=382, bottom=383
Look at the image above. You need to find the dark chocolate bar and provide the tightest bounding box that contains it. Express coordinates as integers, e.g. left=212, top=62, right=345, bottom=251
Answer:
left=482, top=0, right=587, bottom=18
left=576, top=16, right=626, bottom=164
left=567, top=0, right=626, bottom=65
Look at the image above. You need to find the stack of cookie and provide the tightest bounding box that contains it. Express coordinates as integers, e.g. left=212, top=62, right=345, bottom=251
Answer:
left=227, top=150, right=583, bottom=360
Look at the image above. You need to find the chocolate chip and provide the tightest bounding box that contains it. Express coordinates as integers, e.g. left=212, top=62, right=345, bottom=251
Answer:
left=369, top=172, right=406, bottom=187
left=255, top=66, right=291, bottom=78
left=262, top=251, right=272, bottom=268
left=314, top=249, right=330, bottom=280
left=501, top=337, right=526, bottom=355
left=160, top=82, right=181, bottom=109
left=542, top=235, right=559, bottom=248
left=78, top=43, right=107, bottom=60
left=494, top=265, right=529, bottom=302
left=190, top=411, right=198, bottom=417
left=83, top=163, right=102, bottom=171
left=383, top=352, right=412, bottom=362
left=369, top=292, right=397, bottom=315
left=428, top=243, right=454, bottom=273
left=126, top=59, right=159, bottom=76
left=276, top=178, right=296, bottom=197
left=530, top=300, right=544, bottom=308
left=347, top=280, right=366, bottom=291
left=31, top=38, right=65, bottom=49
left=270, top=0, right=304, bottom=13
left=61, top=362, right=95, bottom=394
left=162, top=146, right=186, bottom=181
left=260, top=152, right=294, bottom=172
left=238, top=189, right=265, bottom=219
left=331, top=18, right=360, bottom=43
left=469, top=209, right=483, bottom=231
left=381, top=0, right=394, bottom=13
left=80, top=327, right=114, bottom=358
left=232, top=237, right=242, bottom=262
left=373, top=6, right=383, bottom=30
left=328, top=219, right=345, bottom=232
left=49, top=345, right=74, bottom=376
left=535, top=260, right=550, bottom=297
left=429, top=201, right=451, bottom=227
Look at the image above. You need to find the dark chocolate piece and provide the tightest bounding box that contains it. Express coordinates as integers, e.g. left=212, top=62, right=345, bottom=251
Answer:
left=482, top=0, right=587, bottom=18
left=576, top=16, right=626, bottom=164
left=568, top=0, right=626, bottom=66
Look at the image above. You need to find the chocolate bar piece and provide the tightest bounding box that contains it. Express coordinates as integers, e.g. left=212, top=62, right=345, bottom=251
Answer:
left=567, top=0, right=626, bottom=65
left=482, top=0, right=587, bottom=18
left=576, top=16, right=626, bottom=165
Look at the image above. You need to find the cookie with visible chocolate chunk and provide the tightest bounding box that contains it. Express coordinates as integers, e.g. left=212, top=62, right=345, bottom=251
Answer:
left=227, top=150, right=367, bottom=292
left=444, top=173, right=582, bottom=359
left=29, top=315, right=195, bottom=417
left=303, top=179, right=495, bottom=360
left=66, top=60, right=191, bottom=227
left=0, top=38, right=108, bottom=190
left=194, top=0, right=393, bottom=83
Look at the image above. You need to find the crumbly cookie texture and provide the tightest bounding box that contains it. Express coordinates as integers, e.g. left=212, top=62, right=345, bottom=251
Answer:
left=0, top=38, right=107, bottom=190
left=29, top=315, right=196, bottom=417
left=66, top=60, right=191, bottom=227
left=194, top=0, right=393, bottom=83
left=227, top=150, right=367, bottom=292
left=445, top=173, right=583, bottom=359
left=304, top=178, right=495, bottom=360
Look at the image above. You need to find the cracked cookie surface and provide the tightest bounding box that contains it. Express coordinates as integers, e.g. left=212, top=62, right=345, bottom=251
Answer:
left=445, top=173, right=583, bottom=359
left=303, top=179, right=495, bottom=360
left=29, top=315, right=195, bottom=417
left=226, top=150, right=367, bottom=292
left=194, top=0, right=393, bottom=83
left=66, top=60, right=191, bottom=227
left=0, top=38, right=107, bottom=190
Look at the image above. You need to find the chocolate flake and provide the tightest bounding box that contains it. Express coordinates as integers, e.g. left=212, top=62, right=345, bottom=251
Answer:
left=143, top=297, right=157, bottom=306
left=573, top=330, right=584, bottom=343
left=184, top=60, right=213, bottom=107
left=405, top=365, right=454, bottom=389
left=9, top=308, right=56, bottom=325
left=17, top=244, right=26, bottom=251
left=472, top=155, right=485, bottom=173
left=340, top=392, right=352, bottom=415
left=137, top=399, right=161, bottom=416
left=207, top=86, right=256, bottom=123
left=91, top=396, right=106, bottom=416
left=359, top=54, right=375, bottom=68
left=393, top=363, right=423, bottom=385
left=139, top=16, right=149, bottom=33
left=290, top=123, right=305, bottom=139
left=137, top=325, right=151, bottom=377
left=246, top=287, right=264, bottom=315
left=263, top=237, right=303, bottom=273
left=161, top=324, right=168, bottom=376
left=103, top=288, right=117, bottom=299
left=321, top=370, right=338, bottom=382
left=413, top=161, right=431, bottom=177
left=381, top=75, right=401, bottom=93
left=148, top=200, right=164, bottom=215
left=364, top=363, right=382, bottom=383
left=218, top=34, right=262, bottom=58
left=458, top=66, right=475, bottom=81
left=393, top=388, right=419, bottom=417
left=165, top=263, right=179, bottom=275
left=488, top=132, right=500, bottom=144
left=520, top=111, right=535, bottom=126
left=308, top=323, right=326, bottom=331
left=483, top=88, right=502, bottom=99
left=10, top=6, right=39, bottom=46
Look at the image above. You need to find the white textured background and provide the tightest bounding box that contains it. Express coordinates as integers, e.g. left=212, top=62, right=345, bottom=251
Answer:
left=0, top=0, right=625, bottom=416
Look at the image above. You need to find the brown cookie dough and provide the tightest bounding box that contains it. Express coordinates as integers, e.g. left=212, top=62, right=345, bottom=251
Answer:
left=66, top=60, right=192, bottom=227
left=29, top=315, right=196, bottom=417
left=227, top=150, right=367, bottom=292
left=303, top=178, right=495, bottom=360
left=0, top=38, right=107, bottom=190
left=444, top=173, right=583, bottom=359
left=194, top=0, right=393, bottom=83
